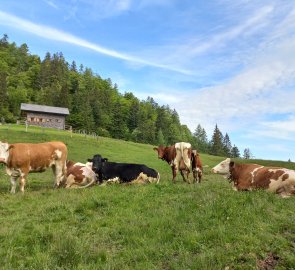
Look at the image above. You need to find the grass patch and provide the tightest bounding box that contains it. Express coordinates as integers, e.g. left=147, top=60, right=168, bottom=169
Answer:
left=0, top=125, right=295, bottom=269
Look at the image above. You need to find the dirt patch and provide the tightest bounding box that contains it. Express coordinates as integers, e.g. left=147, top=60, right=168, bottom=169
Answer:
left=256, top=252, right=280, bottom=270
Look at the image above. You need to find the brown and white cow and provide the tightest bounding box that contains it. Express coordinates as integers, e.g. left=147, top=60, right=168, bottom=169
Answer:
left=211, top=158, right=295, bottom=197
left=153, top=142, right=192, bottom=183
left=0, top=141, right=67, bottom=193
left=191, top=150, right=203, bottom=183
left=64, top=160, right=97, bottom=188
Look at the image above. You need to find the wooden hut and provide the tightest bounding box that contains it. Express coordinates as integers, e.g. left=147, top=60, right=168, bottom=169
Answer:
left=20, top=103, right=69, bottom=130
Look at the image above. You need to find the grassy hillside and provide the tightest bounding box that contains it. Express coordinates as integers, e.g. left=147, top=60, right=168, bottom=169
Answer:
left=0, top=125, right=295, bottom=269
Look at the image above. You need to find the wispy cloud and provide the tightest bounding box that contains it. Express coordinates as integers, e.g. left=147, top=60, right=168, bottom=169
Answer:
left=246, top=115, right=295, bottom=141
left=0, top=10, right=191, bottom=74
left=43, top=0, right=59, bottom=10
left=145, top=3, right=295, bottom=135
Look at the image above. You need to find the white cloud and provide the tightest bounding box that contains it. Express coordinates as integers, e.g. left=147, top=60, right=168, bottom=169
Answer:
left=0, top=10, right=191, bottom=74
left=248, top=116, right=295, bottom=141
left=43, top=0, right=59, bottom=9
left=163, top=6, right=295, bottom=134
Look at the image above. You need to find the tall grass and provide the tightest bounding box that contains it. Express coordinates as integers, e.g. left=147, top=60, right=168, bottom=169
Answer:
left=0, top=125, right=294, bottom=269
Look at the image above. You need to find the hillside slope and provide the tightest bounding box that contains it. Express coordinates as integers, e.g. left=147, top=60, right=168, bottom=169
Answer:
left=0, top=125, right=295, bottom=269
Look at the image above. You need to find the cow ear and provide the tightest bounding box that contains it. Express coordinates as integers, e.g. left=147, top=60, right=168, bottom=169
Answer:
left=7, top=145, right=14, bottom=151
left=103, top=158, right=108, bottom=162
left=87, top=158, right=93, bottom=162
left=229, top=161, right=235, bottom=168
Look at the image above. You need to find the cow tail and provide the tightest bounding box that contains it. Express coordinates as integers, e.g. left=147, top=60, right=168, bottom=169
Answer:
left=156, top=172, right=160, bottom=184
left=181, top=144, right=191, bottom=170
left=77, top=178, right=96, bottom=188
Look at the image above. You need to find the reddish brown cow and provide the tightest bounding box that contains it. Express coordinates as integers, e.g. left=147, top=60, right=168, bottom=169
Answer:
left=64, top=161, right=97, bottom=188
left=0, top=141, right=67, bottom=193
left=191, top=150, right=203, bottom=183
left=153, top=142, right=192, bottom=183
left=212, top=158, right=295, bottom=197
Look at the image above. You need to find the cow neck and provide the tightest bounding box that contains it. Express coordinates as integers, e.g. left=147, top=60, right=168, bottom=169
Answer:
left=228, top=162, right=243, bottom=183
left=163, top=146, right=174, bottom=163
left=98, top=161, right=107, bottom=181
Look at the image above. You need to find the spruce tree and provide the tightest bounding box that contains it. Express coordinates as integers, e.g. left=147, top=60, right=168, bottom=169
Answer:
left=193, top=124, right=208, bottom=153
left=223, top=133, right=232, bottom=157
left=243, top=148, right=251, bottom=159
left=231, top=145, right=240, bottom=158
left=210, top=124, right=224, bottom=156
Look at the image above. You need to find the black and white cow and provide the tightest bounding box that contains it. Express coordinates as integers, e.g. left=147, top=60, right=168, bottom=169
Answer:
left=88, top=154, right=160, bottom=184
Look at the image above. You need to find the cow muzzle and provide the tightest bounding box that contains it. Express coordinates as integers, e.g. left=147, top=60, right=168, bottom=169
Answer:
left=0, top=157, right=6, bottom=164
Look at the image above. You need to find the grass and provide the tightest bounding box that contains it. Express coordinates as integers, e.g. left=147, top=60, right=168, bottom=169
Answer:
left=0, top=124, right=295, bottom=269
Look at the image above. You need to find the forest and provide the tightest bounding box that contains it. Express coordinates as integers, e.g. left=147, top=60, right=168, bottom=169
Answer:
left=0, top=34, right=248, bottom=158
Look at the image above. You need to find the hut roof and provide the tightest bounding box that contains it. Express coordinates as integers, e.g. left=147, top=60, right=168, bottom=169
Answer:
left=21, top=103, right=69, bottom=115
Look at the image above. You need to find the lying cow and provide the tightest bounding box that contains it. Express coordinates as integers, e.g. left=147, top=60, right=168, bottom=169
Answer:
left=212, top=158, right=295, bottom=197
left=64, top=160, right=97, bottom=188
left=191, top=150, right=203, bottom=183
left=0, top=141, right=67, bottom=193
left=88, top=154, right=160, bottom=184
left=153, top=142, right=192, bottom=183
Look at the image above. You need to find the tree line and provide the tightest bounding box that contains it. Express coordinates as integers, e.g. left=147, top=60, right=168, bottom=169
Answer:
left=0, top=34, right=252, bottom=158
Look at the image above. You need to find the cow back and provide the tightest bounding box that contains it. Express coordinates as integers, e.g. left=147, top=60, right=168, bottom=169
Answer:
left=7, top=141, right=67, bottom=171
left=101, top=162, right=158, bottom=183
left=175, top=142, right=191, bottom=169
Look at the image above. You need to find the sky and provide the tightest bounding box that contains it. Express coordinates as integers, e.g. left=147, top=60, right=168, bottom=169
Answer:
left=0, top=0, right=295, bottom=161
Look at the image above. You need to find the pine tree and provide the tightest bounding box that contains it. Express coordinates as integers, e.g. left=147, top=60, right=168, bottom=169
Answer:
left=231, top=145, right=240, bottom=158
left=243, top=148, right=252, bottom=159
left=223, top=133, right=232, bottom=157
left=156, top=129, right=165, bottom=145
left=210, top=124, right=224, bottom=156
left=193, top=124, right=208, bottom=153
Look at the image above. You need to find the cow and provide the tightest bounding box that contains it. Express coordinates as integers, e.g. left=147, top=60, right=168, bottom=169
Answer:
left=88, top=154, right=160, bottom=185
left=0, top=141, right=67, bottom=193
left=191, top=150, right=203, bottom=183
left=64, top=160, right=97, bottom=188
left=153, top=142, right=192, bottom=183
left=211, top=158, right=295, bottom=197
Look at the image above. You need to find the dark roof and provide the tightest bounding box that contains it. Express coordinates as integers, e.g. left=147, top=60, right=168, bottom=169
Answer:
left=21, top=103, right=69, bottom=115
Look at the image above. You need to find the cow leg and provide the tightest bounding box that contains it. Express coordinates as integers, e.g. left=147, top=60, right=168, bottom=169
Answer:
left=194, top=169, right=202, bottom=183
left=186, top=170, right=190, bottom=183
left=180, top=170, right=187, bottom=183
left=193, top=169, right=198, bottom=183
left=10, top=176, right=18, bottom=194
left=171, top=166, right=177, bottom=183
left=19, top=176, right=26, bottom=193
left=181, top=169, right=191, bottom=183
left=198, top=170, right=202, bottom=183
left=54, top=162, right=66, bottom=188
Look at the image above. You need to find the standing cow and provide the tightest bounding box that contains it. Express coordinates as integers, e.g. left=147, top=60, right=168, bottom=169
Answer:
left=88, top=154, right=160, bottom=184
left=0, top=141, right=67, bottom=193
left=153, top=142, right=192, bottom=183
left=64, top=160, right=97, bottom=188
left=212, top=158, right=295, bottom=197
left=191, top=150, right=203, bottom=183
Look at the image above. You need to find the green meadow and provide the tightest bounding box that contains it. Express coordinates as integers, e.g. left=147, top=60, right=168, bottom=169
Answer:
left=0, top=125, right=294, bottom=269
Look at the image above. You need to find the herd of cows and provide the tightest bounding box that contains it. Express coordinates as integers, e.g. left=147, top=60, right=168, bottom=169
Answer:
left=0, top=140, right=295, bottom=197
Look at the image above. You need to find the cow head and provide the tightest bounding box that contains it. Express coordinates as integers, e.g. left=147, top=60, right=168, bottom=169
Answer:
left=0, top=141, right=11, bottom=164
left=211, top=158, right=231, bottom=176
left=88, top=154, right=108, bottom=173
left=153, top=146, right=166, bottom=160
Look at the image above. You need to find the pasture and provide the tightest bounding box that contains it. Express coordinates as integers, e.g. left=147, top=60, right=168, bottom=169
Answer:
left=0, top=125, right=295, bottom=269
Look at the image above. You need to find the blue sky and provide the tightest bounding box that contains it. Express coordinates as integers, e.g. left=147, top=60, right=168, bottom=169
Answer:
left=1, top=0, right=295, bottom=161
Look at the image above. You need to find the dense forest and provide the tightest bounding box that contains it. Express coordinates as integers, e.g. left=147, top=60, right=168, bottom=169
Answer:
left=0, top=34, right=249, bottom=158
